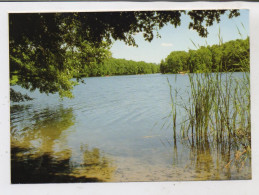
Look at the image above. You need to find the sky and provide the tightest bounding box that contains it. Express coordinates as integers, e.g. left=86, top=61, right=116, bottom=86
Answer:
left=110, top=9, right=249, bottom=64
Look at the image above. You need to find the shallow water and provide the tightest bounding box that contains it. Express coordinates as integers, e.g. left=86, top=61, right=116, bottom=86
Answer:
left=10, top=73, right=251, bottom=183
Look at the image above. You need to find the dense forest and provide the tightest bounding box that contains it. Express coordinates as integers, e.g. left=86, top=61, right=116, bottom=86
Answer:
left=101, top=58, right=159, bottom=76
left=160, top=37, right=249, bottom=74
left=73, top=57, right=159, bottom=77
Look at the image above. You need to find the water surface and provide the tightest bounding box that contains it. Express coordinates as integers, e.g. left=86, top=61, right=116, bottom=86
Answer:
left=10, top=73, right=251, bottom=183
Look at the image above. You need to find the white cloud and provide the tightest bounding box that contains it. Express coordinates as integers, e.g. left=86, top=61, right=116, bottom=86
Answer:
left=161, top=43, right=173, bottom=47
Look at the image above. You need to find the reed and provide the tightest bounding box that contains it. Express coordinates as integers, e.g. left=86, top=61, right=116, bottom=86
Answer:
left=166, top=77, right=178, bottom=145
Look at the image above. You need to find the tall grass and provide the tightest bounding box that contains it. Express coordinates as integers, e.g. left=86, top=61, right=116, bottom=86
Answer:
left=166, top=77, right=178, bottom=144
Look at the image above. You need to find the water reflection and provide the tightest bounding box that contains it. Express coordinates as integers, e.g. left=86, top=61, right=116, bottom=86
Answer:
left=11, top=105, right=74, bottom=157
left=189, top=141, right=215, bottom=180
left=11, top=145, right=115, bottom=183
left=164, top=135, right=252, bottom=180
left=11, top=105, right=115, bottom=183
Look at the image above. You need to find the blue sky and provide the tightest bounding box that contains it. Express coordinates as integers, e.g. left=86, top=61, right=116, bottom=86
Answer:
left=110, top=10, right=249, bottom=64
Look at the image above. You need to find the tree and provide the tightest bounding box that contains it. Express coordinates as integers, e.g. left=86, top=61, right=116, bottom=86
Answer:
left=9, top=10, right=240, bottom=101
left=221, top=38, right=250, bottom=71
left=190, top=46, right=213, bottom=73
left=164, top=51, right=189, bottom=73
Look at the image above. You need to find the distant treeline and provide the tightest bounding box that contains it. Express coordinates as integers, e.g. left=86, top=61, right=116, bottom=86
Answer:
left=160, top=38, right=249, bottom=74
left=76, top=58, right=160, bottom=77
left=69, top=38, right=249, bottom=78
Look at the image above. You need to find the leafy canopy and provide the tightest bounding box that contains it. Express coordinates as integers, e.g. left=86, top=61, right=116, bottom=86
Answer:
left=160, top=38, right=249, bottom=74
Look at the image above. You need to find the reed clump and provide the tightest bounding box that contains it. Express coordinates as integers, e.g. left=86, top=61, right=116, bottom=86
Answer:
left=183, top=72, right=250, bottom=149
left=166, top=32, right=250, bottom=170
left=166, top=71, right=250, bottom=173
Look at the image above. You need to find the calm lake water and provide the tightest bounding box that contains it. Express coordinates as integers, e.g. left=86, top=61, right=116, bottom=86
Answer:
left=10, top=73, right=251, bottom=183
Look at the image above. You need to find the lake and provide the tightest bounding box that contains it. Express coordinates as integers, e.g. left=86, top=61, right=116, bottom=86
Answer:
left=10, top=73, right=251, bottom=183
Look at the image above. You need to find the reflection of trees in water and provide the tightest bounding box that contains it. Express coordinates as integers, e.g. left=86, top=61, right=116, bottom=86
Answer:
left=11, top=105, right=115, bottom=183
left=11, top=145, right=115, bottom=183
left=11, top=105, right=75, bottom=158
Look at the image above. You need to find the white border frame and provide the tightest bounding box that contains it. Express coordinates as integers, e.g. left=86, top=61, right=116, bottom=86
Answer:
left=1, top=1, right=259, bottom=195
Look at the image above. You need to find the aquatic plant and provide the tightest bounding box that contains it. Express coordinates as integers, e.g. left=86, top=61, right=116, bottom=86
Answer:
left=165, top=31, right=250, bottom=171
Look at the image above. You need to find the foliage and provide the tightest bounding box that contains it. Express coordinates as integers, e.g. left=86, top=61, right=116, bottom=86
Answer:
left=161, top=37, right=249, bottom=73
left=65, top=41, right=112, bottom=78
left=161, top=51, right=189, bottom=74
left=100, top=58, right=159, bottom=76
left=10, top=88, right=33, bottom=102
